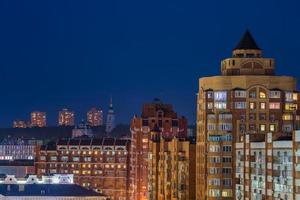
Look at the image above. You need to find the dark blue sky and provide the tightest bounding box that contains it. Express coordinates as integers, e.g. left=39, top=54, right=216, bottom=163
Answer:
left=0, top=0, right=300, bottom=127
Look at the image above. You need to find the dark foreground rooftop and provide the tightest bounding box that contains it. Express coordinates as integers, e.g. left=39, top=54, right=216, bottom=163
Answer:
left=0, top=184, right=103, bottom=197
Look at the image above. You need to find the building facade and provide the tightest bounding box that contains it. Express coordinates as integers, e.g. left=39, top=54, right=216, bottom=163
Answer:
left=87, top=108, right=103, bottom=127
left=0, top=138, right=42, bottom=161
left=148, top=130, right=196, bottom=200
left=35, top=137, right=130, bottom=200
left=196, top=31, right=300, bottom=199
left=130, top=99, right=187, bottom=200
left=106, top=98, right=116, bottom=134
left=235, top=131, right=300, bottom=200
left=58, top=108, right=75, bottom=126
left=0, top=160, right=35, bottom=178
left=31, top=111, right=46, bottom=127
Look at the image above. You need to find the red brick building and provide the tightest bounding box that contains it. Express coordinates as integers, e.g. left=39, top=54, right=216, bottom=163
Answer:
left=129, top=99, right=187, bottom=200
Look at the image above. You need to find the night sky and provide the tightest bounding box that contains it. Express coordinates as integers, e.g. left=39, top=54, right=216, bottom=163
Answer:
left=0, top=0, right=300, bottom=127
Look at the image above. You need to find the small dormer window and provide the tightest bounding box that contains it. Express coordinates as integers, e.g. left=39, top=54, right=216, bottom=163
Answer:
left=157, top=110, right=164, bottom=118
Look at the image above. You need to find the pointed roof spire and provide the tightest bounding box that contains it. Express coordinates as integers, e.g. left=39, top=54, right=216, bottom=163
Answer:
left=234, top=30, right=260, bottom=50
left=109, top=96, right=113, bottom=109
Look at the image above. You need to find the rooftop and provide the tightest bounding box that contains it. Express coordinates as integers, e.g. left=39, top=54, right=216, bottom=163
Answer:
left=234, top=30, right=260, bottom=50
left=0, top=184, right=102, bottom=197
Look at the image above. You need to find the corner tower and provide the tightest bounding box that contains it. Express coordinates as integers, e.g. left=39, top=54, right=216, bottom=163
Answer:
left=196, top=30, right=299, bottom=200
left=221, top=30, right=274, bottom=76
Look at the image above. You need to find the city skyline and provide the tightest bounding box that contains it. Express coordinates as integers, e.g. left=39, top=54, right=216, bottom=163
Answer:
left=1, top=1, right=300, bottom=127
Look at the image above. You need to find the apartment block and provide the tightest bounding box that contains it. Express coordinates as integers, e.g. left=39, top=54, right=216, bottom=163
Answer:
left=35, top=137, right=130, bottom=200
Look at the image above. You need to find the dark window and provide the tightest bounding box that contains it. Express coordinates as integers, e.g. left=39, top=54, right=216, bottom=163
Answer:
left=142, top=119, right=149, bottom=126
left=158, top=120, right=163, bottom=127
left=172, top=120, right=178, bottom=127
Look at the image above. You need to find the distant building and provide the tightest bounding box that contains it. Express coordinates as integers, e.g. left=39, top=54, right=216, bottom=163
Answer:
left=106, top=98, right=115, bottom=134
left=130, top=99, right=188, bottom=200
left=0, top=160, right=35, bottom=178
left=58, top=108, right=75, bottom=126
left=87, top=108, right=103, bottom=127
left=148, top=130, right=196, bottom=200
left=72, top=121, right=93, bottom=138
left=12, top=120, right=27, bottom=128
left=0, top=138, right=42, bottom=161
left=35, top=137, right=130, bottom=200
left=30, top=111, right=46, bottom=127
left=0, top=174, right=107, bottom=199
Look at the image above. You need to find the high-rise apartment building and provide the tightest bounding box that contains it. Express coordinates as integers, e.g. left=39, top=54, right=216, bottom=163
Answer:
left=87, top=107, right=103, bottom=127
left=35, top=137, right=130, bottom=200
left=196, top=30, right=300, bottom=199
left=58, top=108, right=75, bottom=126
left=130, top=99, right=187, bottom=200
left=31, top=111, right=46, bottom=127
left=148, top=128, right=196, bottom=200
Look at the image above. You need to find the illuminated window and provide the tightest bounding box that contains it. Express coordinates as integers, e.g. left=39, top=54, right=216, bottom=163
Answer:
left=259, top=92, right=266, bottom=99
left=214, top=102, right=227, bottom=109
left=283, top=114, right=293, bottom=121
left=222, top=189, right=232, bottom=197
left=269, top=103, right=280, bottom=109
left=250, top=102, right=256, bottom=110
left=285, top=92, right=293, bottom=102
left=207, top=103, right=213, bottom=109
left=235, top=102, right=246, bottom=109
left=260, top=124, right=266, bottom=132
left=214, top=91, right=227, bottom=101
left=208, top=189, right=221, bottom=197
left=234, top=90, right=246, bottom=98
left=207, top=91, right=213, bottom=99
left=270, top=124, right=275, bottom=132
left=269, top=91, right=281, bottom=98
left=260, top=102, right=266, bottom=109
left=293, top=93, right=298, bottom=100
left=142, top=138, right=148, bottom=143
left=209, top=145, right=220, bottom=152
left=40, top=156, right=46, bottom=161
left=285, top=103, right=297, bottom=111
left=207, top=124, right=216, bottom=131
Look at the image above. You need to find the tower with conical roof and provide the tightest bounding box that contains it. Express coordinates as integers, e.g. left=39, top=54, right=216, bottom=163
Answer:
left=196, top=30, right=299, bottom=200
left=221, top=30, right=275, bottom=76
left=105, top=97, right=115, bottom=134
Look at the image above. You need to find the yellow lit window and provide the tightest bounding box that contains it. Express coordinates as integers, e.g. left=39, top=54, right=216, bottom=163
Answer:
left=285, top=103, right=297, bottom=111
left=270, top=124, right=275, bottom=132
left=260, top=124, right=266, bottom=132
left=142, top=138, right=148, bottom=143
left=293, top=93, right=298, bottom=100
left=259, top=92, right=266, bottom=99
left=283, top=114, right=293, bottom=121
left=222, top=189, right=232, bottom=197
left=250, top=102, right=256, bottom=110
